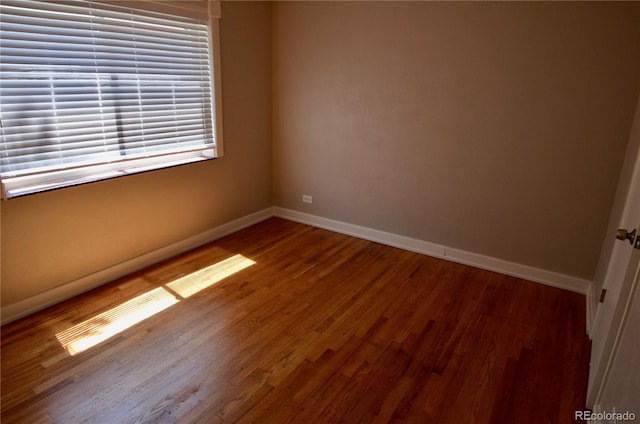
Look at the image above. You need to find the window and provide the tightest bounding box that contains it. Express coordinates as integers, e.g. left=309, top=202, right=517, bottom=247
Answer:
left=0, top=0, right=223, bottom=199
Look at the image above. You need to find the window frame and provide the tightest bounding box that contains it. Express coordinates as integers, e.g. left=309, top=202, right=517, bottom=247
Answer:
left=0, top=0, right=223, bottom=199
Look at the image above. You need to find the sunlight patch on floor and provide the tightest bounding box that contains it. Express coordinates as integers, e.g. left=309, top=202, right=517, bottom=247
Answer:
left=167, top=254, right=256, bottom=298
left=55, top=254, right=256, bottom=355
left=56, top=287, right=179, bottom=355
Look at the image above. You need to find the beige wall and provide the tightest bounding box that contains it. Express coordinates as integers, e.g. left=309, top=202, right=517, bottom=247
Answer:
left=0, top=1, right=273, bottom=307
left=273, top=1, right=640, bottom=280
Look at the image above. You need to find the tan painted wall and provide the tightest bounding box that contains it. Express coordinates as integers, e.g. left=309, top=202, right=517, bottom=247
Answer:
left=0, top=1, right=273, bottom=306
left=272, top=1, right=640, bottom=279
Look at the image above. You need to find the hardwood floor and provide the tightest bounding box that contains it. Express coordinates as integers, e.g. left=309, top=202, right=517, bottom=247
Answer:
left=1, top=218, right=590, bottom=423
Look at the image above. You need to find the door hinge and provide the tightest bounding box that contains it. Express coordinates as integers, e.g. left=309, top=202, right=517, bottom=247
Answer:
left=599, top=289, right=607, bottom=303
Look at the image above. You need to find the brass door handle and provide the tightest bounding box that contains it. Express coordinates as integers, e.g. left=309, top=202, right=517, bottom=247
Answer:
left=616, top=228, right=637, bottom=245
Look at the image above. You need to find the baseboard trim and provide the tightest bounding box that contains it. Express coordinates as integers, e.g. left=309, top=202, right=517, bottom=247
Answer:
left=1, top=207, right=274, bottom=325
left=274, top=207, right=590, bottom=295
left=3, top=206, right=591, bottom=325
left=276, top=208, right=447, bottom=258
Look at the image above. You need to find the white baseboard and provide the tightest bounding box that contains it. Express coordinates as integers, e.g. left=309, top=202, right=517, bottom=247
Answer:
left=2, top=206, right=591, bottom=326
left=1, top=207, right=274, bottom=325
left=274, top=207, right=591, bottom=295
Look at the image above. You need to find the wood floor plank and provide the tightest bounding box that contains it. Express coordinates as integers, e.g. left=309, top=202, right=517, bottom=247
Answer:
left=1, top=217, right=590, bottom=423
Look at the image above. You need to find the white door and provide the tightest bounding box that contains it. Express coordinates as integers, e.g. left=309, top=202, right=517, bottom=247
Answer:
left=597, top=258, right=640, bottom=416
left=587, top=116, right=640, bottom=408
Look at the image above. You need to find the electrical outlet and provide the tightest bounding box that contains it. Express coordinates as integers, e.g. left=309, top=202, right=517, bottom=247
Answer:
left=302, top=194, right=313, bottom=204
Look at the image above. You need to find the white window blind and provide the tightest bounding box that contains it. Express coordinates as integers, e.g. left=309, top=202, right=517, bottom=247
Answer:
left=0, top=0, right=220, bottom=198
